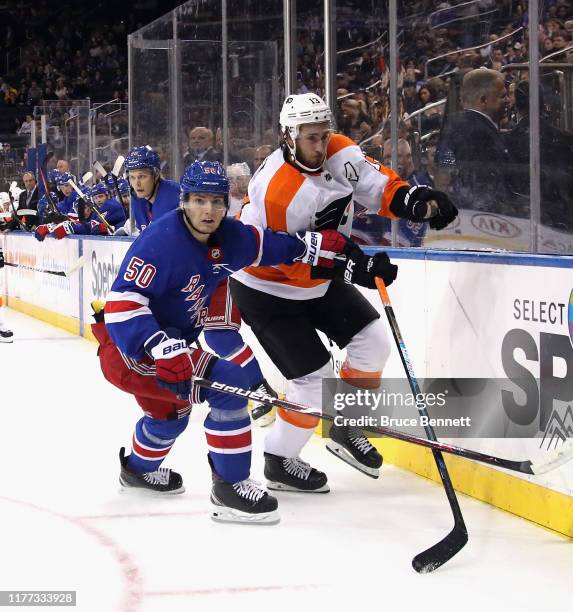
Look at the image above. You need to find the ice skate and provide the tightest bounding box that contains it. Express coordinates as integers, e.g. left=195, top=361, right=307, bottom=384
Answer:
left=326, top=425, right=382, bottom=479
left=0, top=327, right=14, bottom=343
left=118, top=447, right=184, bottom=494
left=211, top=472, right=279, bottom=525
left=264, top=452, right=329, bottom=493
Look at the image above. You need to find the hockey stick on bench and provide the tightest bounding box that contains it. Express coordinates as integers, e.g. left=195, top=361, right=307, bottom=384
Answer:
left=68, top=179, right=114, bottom=233
left=94, top=156, right=124, bottom=201
left=374, top=277, right=468, bottom=573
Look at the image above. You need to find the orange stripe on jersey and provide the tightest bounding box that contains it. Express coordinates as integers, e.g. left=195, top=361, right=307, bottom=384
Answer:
left=277, top=407, right=320, bottom=429
left=246, top=262, right=326, bottom=289
left=264, top=162, right=305, bottom=231
left=326, top=133, right=355, bottom=158
left=366, top=156, right=408, bottom=219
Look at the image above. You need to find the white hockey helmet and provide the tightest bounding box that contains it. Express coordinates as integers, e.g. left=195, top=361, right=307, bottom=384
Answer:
left=280, top=93, right=332, bottom=171
left=280, top=93, right=332, bottom=138
left=0, top=192, right=11, bottom=208
left=226, top=162, right=251, bottom=178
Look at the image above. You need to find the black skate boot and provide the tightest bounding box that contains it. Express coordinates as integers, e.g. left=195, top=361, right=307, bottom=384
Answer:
left=326, top=425, right=382, bottom=479
left=250, top=378, right=277, bottom=427
left=118, top=447, right=184, bottom=494
left=264, top=452, right=330, bottom=493
left=0, top=328, right=14, bottom=343
left=211, top=470, right=279, bottom=525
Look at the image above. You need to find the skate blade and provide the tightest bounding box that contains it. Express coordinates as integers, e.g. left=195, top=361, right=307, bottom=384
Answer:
left=210, top=505, right=280, bottom=525
left=325, top=441, right=380, bottom=479
left=251, top=405, right=276, bottom=427
left=118, top=478, right=185, bottom=495
left=252, top=412, right=276, bottom=428
left=266, top=480, right=330, bottom=493
left=0, top=337, right=14, bottom=343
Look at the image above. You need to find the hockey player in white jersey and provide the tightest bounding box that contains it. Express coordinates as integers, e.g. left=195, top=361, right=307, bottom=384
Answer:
left=230, top=93, right=458, bottom=491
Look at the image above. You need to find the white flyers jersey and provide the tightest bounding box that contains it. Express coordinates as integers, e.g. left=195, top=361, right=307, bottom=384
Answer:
left=234, top=133, right=408, bottom=300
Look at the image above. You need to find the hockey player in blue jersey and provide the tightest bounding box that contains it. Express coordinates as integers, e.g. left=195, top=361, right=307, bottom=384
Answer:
left=92, top=160, right=353, bottom=524
left=54, top=172, right=79, bottom=218
left=125, top=145, right=181, bottom=231
left=34, top=183, right=126, bottom=240
left=125, top=145, right=280, bottom=427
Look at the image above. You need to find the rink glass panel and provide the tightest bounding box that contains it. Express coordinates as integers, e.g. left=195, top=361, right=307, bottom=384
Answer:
left=35, top=100, right=92, bottom=180
left=128, top=0, right=573, bottom=253
left=128, top=13, right=173, bottom=178
left=128, top=0, right=283, bottom=182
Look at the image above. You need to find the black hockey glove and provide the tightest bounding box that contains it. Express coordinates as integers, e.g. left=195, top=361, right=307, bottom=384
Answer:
left=311, top=238, right=398, bottom=289
left=0, top=250, right=4, bottom=269
left=339, top=248, right=398, bottom=289
left=391, top=185, right=458, bottom=230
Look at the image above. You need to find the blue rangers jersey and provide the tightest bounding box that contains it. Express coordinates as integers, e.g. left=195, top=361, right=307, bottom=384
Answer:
left=58, top=192, right=79, bottom=218
left=105, top=209, right=306, bottom=360
left=69, top=198, right=127, bottom=235
left=92, top=197, right=127, bottom=231
left=131, top=179, right=180, bottom=231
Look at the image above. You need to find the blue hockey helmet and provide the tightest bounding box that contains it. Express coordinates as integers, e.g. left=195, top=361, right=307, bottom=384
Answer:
left=124, top=145, right=161, bottom=172
left=180, top=161, right=229, bottom=204
left=117, top=178, right=130, bottom=195
left=89, top=182, right=109, bottom=199
left=55, top=172, right=74, bottom=187
left=47, top=169, right=61, bottom=185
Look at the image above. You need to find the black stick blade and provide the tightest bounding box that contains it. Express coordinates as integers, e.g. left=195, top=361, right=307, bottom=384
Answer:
left=412, top=525, right=468, bottom=573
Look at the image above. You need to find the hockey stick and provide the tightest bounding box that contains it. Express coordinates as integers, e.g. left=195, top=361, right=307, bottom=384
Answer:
left=374, top=277, right=468, bottom=573
left=7, top=193, right=29, bottom=232
left=38, top=151, right=60, bottom=217
left=191, top=378, right=573, bottom=475
left=68, top=179, right=114, bottom=232
left=3, top=256, right=87, bottom=278
left=94, top=156, right=124, bottom=201
left=81, top=171, right=93, bottom=187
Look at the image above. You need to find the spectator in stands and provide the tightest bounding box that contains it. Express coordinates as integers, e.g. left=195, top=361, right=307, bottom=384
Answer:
left=505, top=80, right=573, bottom=232
left=27, top=81, right=42, bottom=106
left=403, top=80, right=419, bottom=115
left=436, top=67, right=520, bottom=216
left=338, top=98, right=371, bottom=142
left=253, top=145, right=273, bottom=172
left=55, top=77, right=68, bottom=100
left=183, top=126, right=222, bottom=166
left=382, top=138, right=433, bottom=187
left=551, top=30, right=571, bottom=51
left=17, top=114, right=34, bottom=136
left=0, top=78, right=17, bottom=104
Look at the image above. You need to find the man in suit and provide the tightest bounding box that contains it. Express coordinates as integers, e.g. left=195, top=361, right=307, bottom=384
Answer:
left=16, top=171, right=39, bottom=229
left=436, top=68, right=520, bottom=216
left=183, top=126, right=223, bottom=166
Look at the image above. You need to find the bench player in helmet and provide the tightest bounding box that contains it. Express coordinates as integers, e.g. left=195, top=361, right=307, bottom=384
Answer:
left=54, top=172, right=79, bottom=218
left=34, top=182, right=127, bottom=240
left=125, top=145, right=181, bottom=231
left=230, top=93, right=458, bottom=491
left=92, top=160, right=354, bottom=524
